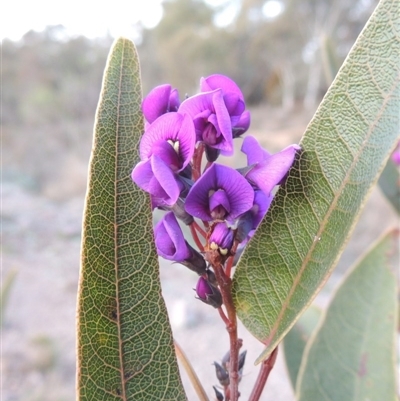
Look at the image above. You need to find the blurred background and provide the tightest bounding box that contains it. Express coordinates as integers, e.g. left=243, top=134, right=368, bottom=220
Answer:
left=3, top=0, right=397, bottom=400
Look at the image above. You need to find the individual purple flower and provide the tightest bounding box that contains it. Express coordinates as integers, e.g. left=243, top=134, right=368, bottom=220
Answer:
left=142, top=84, right=180, bottom=124
left=185, top=163, right=254, bottom=221
left=178, top=89, right=234, bottom=155
left=200, top=74, right=250, bottom=137
left=155, top=212, right=206, bottom=274
left=139, top=112, right=196, bottom=172
left=155, top=212, right=192, bottom=261
left=132, top=154, right=184, bottom=206
left=209, top=223, right=234, bottom=255
left=195, top=276, right=222, bottom=308
left=241, top=135, right=300, bottom=196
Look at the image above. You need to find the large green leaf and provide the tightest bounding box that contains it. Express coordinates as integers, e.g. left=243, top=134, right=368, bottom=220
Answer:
left=233, top=0, right=400, bottom=363
left=76, top=38, right=186, bottom=400
left=282, top=306, right=321, bottom=390
left=378, top=158, right=400, bottom=214
left=296, top=230, right=398, bottom=400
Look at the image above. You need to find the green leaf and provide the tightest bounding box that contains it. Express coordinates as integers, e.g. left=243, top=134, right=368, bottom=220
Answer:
left=76, top=38, right=186, bottom=400
left=378, top=158, right=400, bottom=214
left=233, top=0, right=400, bottom=364
left=282, top=306, right=321, bottom=390
left=296, top=230, right=399, bottom=401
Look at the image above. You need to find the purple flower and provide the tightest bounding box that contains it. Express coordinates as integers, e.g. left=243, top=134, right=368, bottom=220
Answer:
left=241, top=136, right=300, bottom=196
left=200, top=74, right=250, bottom=136
left=185, top=163, right=254, bottom=221
left=236, top=190, right=273, bottom=243
left=178, top=89, right=234, bottom=155
left=139, top=112, right=196, bottom=172
left=131, top=154, right=184, bottom=206
left=209, top=223, right=234, bottom=255
left=142, top=84, right=180, bottom=124
left=195, top=276, right=222, bottom=308
left=155, top=212, right=191, bottom=261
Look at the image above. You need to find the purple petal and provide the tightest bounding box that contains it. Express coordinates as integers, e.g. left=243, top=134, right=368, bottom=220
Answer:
left=241, top=136, right=270, bottom=165
left=131, top=155, right=183, bottom=205
left=179, top=90, right=233, bottom=155
left=252, top=190, right=273, bottom=228
left=139, top=112, right=196, bottom=171
left=233, top=110, right=251, bottom=137
left=185, top=163, right=254, bottom=221
left=142, top=84, right=172, bottom=123
left=200, top=74, right=245, bottom=116
left=209, top=223, right=234, bottom=250
left=154, top=212, right=191, bottom=261
left=209, top=189, right=231, bottom=214
left=245, top=145, right=300, bottom=196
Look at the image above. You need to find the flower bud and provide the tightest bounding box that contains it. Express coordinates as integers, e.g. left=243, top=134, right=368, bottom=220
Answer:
left=181, top=246, right=207, bottom=276
left=209, top=223, right=234, bottom=255
left=195, top=277, right=223, bottom=308
left=213, top=386, right=224, bottom=401
left=213, top=361, right=229, bottom=386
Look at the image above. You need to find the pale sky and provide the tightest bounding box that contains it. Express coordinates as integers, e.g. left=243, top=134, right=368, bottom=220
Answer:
left=1, top=0, right=283, bottom=42
left=1, top=0, right=164, bottom=41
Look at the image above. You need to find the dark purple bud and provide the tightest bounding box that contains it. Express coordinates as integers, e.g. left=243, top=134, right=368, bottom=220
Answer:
left=213, top=362, right=229, bottom=386
left=185, top=163, right=254, bottom=222
left=180, top=247, right=207, bottom=276
left=170, top=198, right=194, bottom=225
left=142, top=84, right=180, bottom=123
left=140, top=112, right=196, bottom=172
left=179, top=89, right=234, bottom=156
left=213, top=386, right=224, bottom=401
left=195, top=277, right=222, bottom=308
left=154, top=212, right=191, bottom=261
left=209, top=223, right=234, bottom=256
left=205, top=144, right=220, bottom=162
left=238, top=350, right=247, bottom=371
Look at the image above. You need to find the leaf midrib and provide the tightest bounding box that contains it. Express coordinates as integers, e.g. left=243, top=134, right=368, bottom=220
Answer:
left=263, top=68, right=400, bottom=355
left=114, top=39, right=128, bottom=401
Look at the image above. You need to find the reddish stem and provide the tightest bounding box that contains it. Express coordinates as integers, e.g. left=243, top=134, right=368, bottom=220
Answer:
left=193, top=220, right=207, bottom=238
left=192, top=143, right=205, bottom=181
left=224, top=240, right=239, bottom=278
left=213, top=263, right=241, bottom=401
left=248, top=347, right=279, bottom=401
left=190, top=223, right=204, bottom=251
left=217, top=307, right=230, bottom=326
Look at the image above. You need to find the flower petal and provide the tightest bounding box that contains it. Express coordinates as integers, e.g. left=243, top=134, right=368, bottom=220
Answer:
left=154, top=212, right=191, bottom=261
left=246, top=144, right=300, bottom=195
left=131, top=156, right=183, bottom=205
left=139, top=112, right=196, bottom=171
left=241, top=135, right=270, bottom=165
left=179, top=90, right=233, bottom=155
left=185, top=163, right=254, bottom=221
left=142, top=84, right=173, bottom=123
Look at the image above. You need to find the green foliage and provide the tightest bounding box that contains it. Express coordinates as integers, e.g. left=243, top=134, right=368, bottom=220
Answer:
left=76, top=38, right=186, bottom=400
left=282, top=306, right=321, bottom=390
left=378, top=158, right=400, bottom=214
left=232, top=0, right=400, bottom=363
left=296, top=230, right=399, bottom=400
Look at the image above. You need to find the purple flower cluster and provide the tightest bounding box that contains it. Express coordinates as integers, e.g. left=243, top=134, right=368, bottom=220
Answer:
left=132, top=74, right=300, bottom=307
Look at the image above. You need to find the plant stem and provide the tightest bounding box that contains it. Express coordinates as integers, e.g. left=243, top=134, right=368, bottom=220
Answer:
left=248, top=347, right=278, bottom=401
left=213, top=263, right=241, bottom=401
left=190, top=223, right=205, bottom=251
